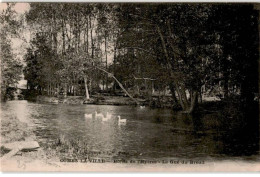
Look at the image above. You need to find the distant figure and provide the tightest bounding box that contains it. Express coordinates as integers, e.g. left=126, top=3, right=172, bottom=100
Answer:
left=118, top=115, right=126, bottom=125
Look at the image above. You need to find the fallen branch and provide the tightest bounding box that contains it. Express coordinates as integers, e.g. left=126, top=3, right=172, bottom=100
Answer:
left=95, top=66, right=140, bottom=105
left=133, top=75, right=156, bottom=81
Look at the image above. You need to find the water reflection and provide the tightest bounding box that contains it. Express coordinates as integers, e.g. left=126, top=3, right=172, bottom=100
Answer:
left=1, top=100, right=259, bottom=161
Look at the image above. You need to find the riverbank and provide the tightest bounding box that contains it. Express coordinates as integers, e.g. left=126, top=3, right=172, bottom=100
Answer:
left=0, top=113, right=59, bottom=168
left=35, top=95, right=176, bottom=108
left=35, top=95, right=139, bottom=105
left=22, top=89, right=220, bottom=109
left=1, top=113, right=38, bottom=146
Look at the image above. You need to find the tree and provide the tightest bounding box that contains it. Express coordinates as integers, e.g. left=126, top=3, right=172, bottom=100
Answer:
left=24, top=33, right=59, bottom=94
left=0, top=3, right=23, bottom=100
left=23, top=3, right=259, bottom=112
left=115, top=4, right=215, bottom=112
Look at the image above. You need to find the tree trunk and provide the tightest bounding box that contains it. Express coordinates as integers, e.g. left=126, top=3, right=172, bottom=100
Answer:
left=84, top=76, right=90, bottom=100
left=89, top=78, right=92, bottom=94
left=144, top=79, right=148, bottom=95
left=175, top=83, right=187, bottom=110
left=157, top=25, right=198, bottom=113
left=151, top=81, right=155, bottom=94
left=188, top=91, right=198, bottom=113
left=73, top=85, right=77, bottom=96
left=199, top=90, right=202, bottom=103
left=57, top=83, right=60, bottom=97
left=64, top=83, right=67, bottom=98
left=113, top=41, right=117, bottom=91
left=47, top=84, right=50, bottom=95
left=105, top=35, right=108, bottom=90
left=136, top=85, right=140, bottom=95
left=169, top=83, right=178, bottom=105
left=223, top=75, right=229, bottom=98
left=90, top=16, right=94, bottom=59
left=86, top=17, right=89, bottom=54
left=96, top=66, right=139, bottom=105
left=50, top=83, right=52, bottom=96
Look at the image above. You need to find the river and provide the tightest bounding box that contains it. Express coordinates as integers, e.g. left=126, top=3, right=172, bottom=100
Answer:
left=1, top=100, right=259, bottom=162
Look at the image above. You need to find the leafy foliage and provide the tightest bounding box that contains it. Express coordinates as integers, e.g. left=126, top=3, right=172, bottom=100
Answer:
left=0, top=3, right=23, bottom=100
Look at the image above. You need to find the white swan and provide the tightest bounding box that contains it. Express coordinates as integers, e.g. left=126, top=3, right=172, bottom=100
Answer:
left=98, top=112, right=112, bottom=122
left=84, top=113, right=92, bottom=119
left=105, top=112, right=112, bottom=119
left=93, top=111, right=98, bottom=119
left=118, top=115, right=126, bottom=124
left=102, top=116, right=109, bottom=122
left=96, top=111, right=104, bottom=119
left=94, top=112, right=107, bottom=122
left=140, top=105, right=145, bottom=109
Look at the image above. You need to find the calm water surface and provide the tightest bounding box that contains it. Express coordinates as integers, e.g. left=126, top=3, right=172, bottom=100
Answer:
left=1, top=100, right=259, bottom=162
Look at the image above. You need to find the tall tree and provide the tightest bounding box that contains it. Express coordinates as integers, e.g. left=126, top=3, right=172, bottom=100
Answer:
left=0, top=3, right=23, bottom=100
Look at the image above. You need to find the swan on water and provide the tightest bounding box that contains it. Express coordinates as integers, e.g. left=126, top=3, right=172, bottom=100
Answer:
left=102, top=116, right=109, bottom=122
left=100, top=112, right=112, bottom=122
left=84, top=113, right=92, bottom=119
left=105, top=112, right=112, bottom=119
left=85, top=111, right=113, bottom=122
left=140, top=105, right=145, bottom=109
left=96, top=111, right=104, bottom=119
left=94, top=111, right=97, bottom=118
left=118, top=115, right=126, bottom=124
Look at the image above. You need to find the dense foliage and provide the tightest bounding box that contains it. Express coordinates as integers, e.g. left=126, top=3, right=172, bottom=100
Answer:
left=2, top=3, right=258, bottom=113
left=0, top=3, right=23, bottom=100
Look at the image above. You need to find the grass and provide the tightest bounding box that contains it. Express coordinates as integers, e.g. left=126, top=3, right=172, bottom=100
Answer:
left=1, top=115, right=102, bottom=161
left=0, top=114, right=58, bottom=161
left=1, top=115, right=36, bottom=144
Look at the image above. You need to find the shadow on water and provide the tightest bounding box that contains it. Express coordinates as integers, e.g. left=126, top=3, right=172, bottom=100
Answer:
left=219, top=103, right=259, bottom=158
left=190, top=102, right=259, bottom=160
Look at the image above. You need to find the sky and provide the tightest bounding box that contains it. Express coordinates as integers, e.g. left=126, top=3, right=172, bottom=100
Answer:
left=0, top=3, right=30, bottom=14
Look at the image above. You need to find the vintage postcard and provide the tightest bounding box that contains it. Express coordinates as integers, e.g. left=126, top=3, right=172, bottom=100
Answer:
left=0, top=1, right=259, bottom=172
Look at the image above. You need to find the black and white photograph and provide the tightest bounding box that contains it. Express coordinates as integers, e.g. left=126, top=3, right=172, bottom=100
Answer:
left=0, top=1, right=259, bottom=172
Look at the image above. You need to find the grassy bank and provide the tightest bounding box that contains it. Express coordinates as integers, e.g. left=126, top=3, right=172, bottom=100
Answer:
left=1, top=115, right=36, bottom=145
left=0, top=114, right=60, bottom=163
left=0, top=113, right=99, bottom=162
left=34, top=94, right=179, bottom=110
